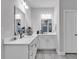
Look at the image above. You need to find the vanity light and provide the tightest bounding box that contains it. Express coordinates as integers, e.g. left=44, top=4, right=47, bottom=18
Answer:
left=25, top=4, right=29, bottom=9
left=15, top=14, right=21, bottom=20
left=41, top=14, right=52, bottom=20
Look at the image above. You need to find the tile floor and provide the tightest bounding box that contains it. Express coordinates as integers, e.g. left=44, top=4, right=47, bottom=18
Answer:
left=35, top=50, right=77, bottom=59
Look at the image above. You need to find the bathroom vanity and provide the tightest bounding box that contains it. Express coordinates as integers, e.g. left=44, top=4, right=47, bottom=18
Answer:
left=2, top=34, right=39, bottom=59
left=38, top=33, right=57, bottom=50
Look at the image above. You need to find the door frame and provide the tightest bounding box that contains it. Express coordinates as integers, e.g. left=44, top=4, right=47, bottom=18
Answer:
left=63, top=10, right=77, bottom=53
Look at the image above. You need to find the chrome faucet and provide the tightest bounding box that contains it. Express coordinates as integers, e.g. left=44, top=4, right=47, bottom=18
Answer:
left=20, top=27, right=25, bottom=38
left=20, top=32, right=22, bottom=38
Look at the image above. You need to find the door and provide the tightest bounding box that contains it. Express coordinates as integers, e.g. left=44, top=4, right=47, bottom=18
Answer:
left=64, top=10, right=77, bottom=53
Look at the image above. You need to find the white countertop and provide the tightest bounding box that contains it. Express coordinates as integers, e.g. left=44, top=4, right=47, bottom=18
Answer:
left=3, top=33, right=56, bottom=44
left=38, top=33, right=56, bottom=35
left=3, top=34, right=37, bottom=45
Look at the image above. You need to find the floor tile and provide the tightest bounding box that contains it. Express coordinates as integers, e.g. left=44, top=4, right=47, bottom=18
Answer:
left=36, top=50, right=77, bottom=59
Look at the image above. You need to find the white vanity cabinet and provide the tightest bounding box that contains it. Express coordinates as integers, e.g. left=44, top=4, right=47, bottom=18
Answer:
left=3, top=36, right=39, bottom=59
left=38, top=35, right=57, bottom=49
left=29, top=37, right=39, bottom=59
left=4, top=45, right=28, bottom=59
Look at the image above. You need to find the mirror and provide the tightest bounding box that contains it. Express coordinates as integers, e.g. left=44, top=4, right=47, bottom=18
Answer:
left=14, top=6, right=25, bottom=35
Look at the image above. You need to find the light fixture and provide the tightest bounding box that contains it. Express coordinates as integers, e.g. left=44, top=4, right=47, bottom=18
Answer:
left=21, top=0, right=29, bottom=9
left=15, top=14, right=21, bottom=20
left=41, top=14, right=52, bottom=19
left=25, top=4, right=29, bottom=9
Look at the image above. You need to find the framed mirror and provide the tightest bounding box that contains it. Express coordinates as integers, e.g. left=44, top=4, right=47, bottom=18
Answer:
left=14, top=6, right=25, bottom=35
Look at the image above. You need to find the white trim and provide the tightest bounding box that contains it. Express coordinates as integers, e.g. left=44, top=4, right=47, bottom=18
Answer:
left=57, top=49, right=65, bottom=55
left=56, top=0, right=60, bottom=56
left=63, top=10, right=77, bottom=53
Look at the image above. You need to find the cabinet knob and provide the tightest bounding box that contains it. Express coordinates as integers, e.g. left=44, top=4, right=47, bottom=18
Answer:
left=46, top=39, right=49, bottom=42
left=74, top=34, right=77, bottom=36
left=35, top=44, right=37, bottom=47
left=30, top=53, right=33, bottom=56
left=31, top=44, right=34, bottom=47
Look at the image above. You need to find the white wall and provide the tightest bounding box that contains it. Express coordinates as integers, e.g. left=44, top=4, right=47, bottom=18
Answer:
left=25, top=8, right=31, bottom=27
left=59, top=0, right=77, bottom=53
left=31, top=8, right=54, bottom=33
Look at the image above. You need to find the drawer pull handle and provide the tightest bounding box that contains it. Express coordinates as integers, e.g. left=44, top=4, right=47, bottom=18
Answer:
left=31, top=45, right=33, bottom=47
left=35, top=44, right=37, bottom=47
left=31, top=53, right=33, bottom=56
left=74, top=34, right=77, bottom=36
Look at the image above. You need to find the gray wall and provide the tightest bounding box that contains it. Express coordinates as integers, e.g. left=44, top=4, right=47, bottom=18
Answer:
left=1, top=0, right=14, bottom=39
left=59, top=0, right=77, bottom=52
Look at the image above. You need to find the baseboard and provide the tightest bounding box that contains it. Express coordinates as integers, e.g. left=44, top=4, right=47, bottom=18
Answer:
left=65, top=53, right=77, bottom=54
left=57, top=50, right=65, bottom=55
left=37, top=49, right=56, bottom=51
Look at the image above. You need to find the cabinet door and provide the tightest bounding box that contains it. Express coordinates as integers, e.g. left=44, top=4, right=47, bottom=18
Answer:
left=4, top=45, right=28, bottom=59
left=38, top=35, right=57, bottom=49
left=46, top=38, right=56, bottom=49
left=33, top=43, right=37, bottom=58
left=29, top=52, right=33, bottom=59
left=29, top=38, right=38, bottom=59
left=38, top=36, right=47, bottom=49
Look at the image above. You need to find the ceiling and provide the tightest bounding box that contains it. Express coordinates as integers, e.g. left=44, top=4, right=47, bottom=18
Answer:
left=26, top=0, right=58, bottom=8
